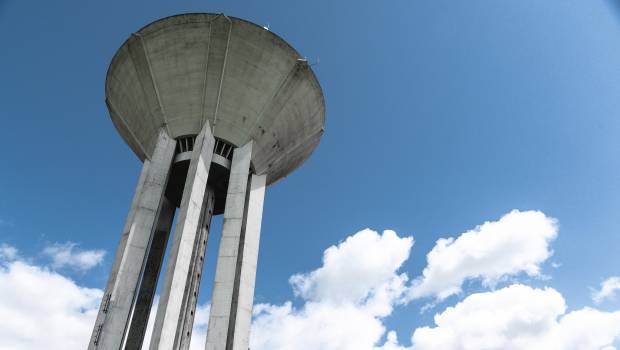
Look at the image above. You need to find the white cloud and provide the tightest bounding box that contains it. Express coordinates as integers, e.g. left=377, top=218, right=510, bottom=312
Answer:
left=593, top=277, right=620, bottom=304
left=410, top=284, right=620, bottom=350
left=252, top=300, right=387, bottom=350
left=408, top=210, right=558, bottom=301
left=42, top=242, right=106, bottom=271
left=0, top=254, right=102, bottom=350
left=0, top=244, right=18, bottom=260
left=250, top=229, right=414, bottom=350
left=290, top=229, right=413, bottom=310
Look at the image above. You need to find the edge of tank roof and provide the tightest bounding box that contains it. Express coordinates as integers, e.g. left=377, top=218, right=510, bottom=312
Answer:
left=105, top=12, right=325, bottom=119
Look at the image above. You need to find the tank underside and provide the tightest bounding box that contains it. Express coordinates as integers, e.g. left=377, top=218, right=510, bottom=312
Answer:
left=106, top=13, right=325, bottom=185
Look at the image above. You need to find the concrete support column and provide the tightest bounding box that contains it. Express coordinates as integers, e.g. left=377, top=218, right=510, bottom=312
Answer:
left=205, top=141, right=267, bottom=350
left=149, top=123, right=216, bottom=350
left=124, top=197, right=175, bottom=350
left=89, top=129, right=176, bottom=350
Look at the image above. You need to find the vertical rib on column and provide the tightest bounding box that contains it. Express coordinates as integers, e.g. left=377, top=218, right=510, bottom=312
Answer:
left=178, top=189, right=215, bottom=350
left=89, top=129, right=176, bottom=350
left=149, top=123, right=215, bottom=350
left=124, top=197, right=175, bottom=350
left=205, top=141, right=258, bottom=350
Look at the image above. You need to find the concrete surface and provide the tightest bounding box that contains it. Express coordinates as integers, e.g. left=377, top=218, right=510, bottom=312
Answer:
left=124, top=197, right=175, bottom=350
left=230, top=173, right=266, bottom=350
left=106, top=13, right=325, bottom=185
left=89, top=129, right=176, bottom=350
left=205, top=142, right=252, bottom=350
left=205, top=142, right=266, bottom=350
left=149, top=124, right=215, bottom=350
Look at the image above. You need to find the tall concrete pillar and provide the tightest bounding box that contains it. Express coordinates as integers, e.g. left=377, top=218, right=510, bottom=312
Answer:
left=230, top=173, right=266, bottom=350
left=205, top=141, right=267, bottom=350
left=89, top=129, right=176, bottom=350
left=149, top=124, right=216, bottom=350
left=124, top=197, right=175, bottom=350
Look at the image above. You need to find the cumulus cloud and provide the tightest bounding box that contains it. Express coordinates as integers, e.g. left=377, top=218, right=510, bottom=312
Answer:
left=0, top=250, right=102, bottom=350
left=593, top=277, right=620, bottom=304
left=252, top=300, right=388, bottom=350
left=410, top=284, right=620, bottom=350
left=42, top=242, right=106, bottom=271
left=408, top=210, right=558, bottom=301
left=290, top=229, right=413, bottom=310
left=250, top=229, right=414, bottom=350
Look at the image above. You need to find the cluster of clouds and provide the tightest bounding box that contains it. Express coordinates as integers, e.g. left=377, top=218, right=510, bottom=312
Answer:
left=251, top=229, right=413, bottom=350
left=247, top=211, right=620, bottom=350
left=0, top=246, right=102, bottom=349
left=1, top=210, right=619, bottom=349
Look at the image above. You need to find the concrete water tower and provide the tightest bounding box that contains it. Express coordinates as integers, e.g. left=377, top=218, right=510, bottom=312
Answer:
left=89, top=13, right=325, bottom=350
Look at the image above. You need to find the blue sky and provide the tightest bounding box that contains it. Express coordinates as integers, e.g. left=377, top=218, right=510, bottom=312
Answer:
left=1, top=0, right=620, bottom=349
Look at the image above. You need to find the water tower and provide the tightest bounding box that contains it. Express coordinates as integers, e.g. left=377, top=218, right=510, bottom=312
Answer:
left=89, top=13, right=325, bottom=350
